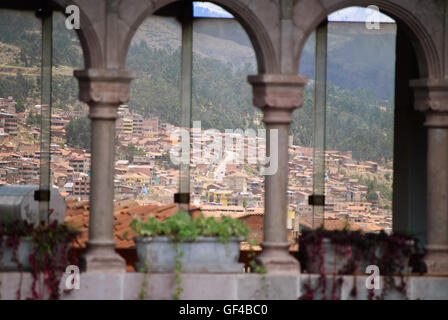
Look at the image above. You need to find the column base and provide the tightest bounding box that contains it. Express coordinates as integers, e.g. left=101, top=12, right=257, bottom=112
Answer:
left=424, top=244, right=448, bottom=275
left=255, top=241, right=300, bottom=274
left=79, top=240, right=126, bottom=273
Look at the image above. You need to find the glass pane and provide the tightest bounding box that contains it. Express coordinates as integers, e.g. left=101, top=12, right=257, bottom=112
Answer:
left=323, top=18, right=396, bottom=232
left=39, top=11, right=52, bottom=221
left=179, top=6, right=193, bottom=212
left=293, top=32, right=315, bottom=234
left=50, top=10, right=87, bottom=229
left=191, top=17, right=264, bottom=242
left=311, top=21, right=327, bottom=230
left=0, top=10, right=42, bottom=196
left=0, top=9, right=87, bottom=226
left=125, top=15, right=181, bottom=207
left=296, top=8, right=396, bottom=234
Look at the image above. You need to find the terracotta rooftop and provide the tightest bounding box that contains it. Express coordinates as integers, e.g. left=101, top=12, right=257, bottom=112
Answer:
left=65, top=200, right=200, bottom=248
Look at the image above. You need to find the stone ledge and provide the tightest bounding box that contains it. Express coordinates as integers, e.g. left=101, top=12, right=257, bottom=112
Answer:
left=0, top=272, right=447, bottom=300
left=300, top=274, right=448, bottom=300
left=0, top=272, right=300, bottom=300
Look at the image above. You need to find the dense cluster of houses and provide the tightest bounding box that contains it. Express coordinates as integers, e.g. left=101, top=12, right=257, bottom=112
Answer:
left=0, top=99, right=392, bottom=234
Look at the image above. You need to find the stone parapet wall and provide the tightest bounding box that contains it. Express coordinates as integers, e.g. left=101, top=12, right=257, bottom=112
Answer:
left=0, top=272, right=447, bottom=300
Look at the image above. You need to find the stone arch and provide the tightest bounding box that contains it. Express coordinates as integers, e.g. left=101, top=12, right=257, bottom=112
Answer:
left=0, top=0, right=101, bottom=69
left=120, top=0, right=278, bottom=73
left=294, top=0, right=442, bottom=79
left=49, top=0, right=103, bottom=69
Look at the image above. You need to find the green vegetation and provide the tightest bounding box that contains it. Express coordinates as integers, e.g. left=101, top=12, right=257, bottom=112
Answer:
left=293, top=83, right=394, bottom=163
left=300, top=23, right=396, bottom=100
left=126, top=42, right=260, bottom=131
left=120, top=142, right=146, bottom=163
left=26, top=110, right=41, bottom=126
left=350, top=174, right=393, bottom=205
left=14, top=98, right=25, bottom=113
left=0, top=71, right=37, bottom=103
left=366, top=180, right=379, bottom=203
left=65, top=117, right=90, bottom=150
left=130, top=210, right=250, bottom=244
left=0, top=11, right=83, bottom=68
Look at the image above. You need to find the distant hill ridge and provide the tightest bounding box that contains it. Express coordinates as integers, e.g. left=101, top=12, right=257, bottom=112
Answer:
left=0, top=11, right=395, bottom=163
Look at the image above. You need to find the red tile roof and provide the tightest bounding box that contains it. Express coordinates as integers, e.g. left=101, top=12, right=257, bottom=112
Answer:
left=65, top=200, right=200, bottom=248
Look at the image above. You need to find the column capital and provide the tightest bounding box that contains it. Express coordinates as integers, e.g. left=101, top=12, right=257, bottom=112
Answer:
left=248, top=74, right=308, bottom=124
left=74, top=68, right=134, bottom=119
left=424, top=111, right=448, bottom=128
left=410, top=78, right=448, bottom=113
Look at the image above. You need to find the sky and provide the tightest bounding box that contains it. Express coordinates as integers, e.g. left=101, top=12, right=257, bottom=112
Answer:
left=192, top=2, right=395, bottom=22
left=193, top=2, right=234, bottom=18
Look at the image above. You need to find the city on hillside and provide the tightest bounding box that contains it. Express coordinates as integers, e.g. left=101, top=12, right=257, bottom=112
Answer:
left=0, top=97, right=393, bottom=242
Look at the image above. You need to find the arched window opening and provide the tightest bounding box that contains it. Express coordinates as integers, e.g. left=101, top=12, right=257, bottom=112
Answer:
left=0, top=8, right=85, bottom=224
left=294, top=6, right=396, bottom=235
left=123, top=2, right=263, bottom=267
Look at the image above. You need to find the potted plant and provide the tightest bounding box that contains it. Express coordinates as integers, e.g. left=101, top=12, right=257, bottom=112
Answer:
left=0, top=220, right=34, bottom=272
left=297, top=228, right=421, bottom=300
left=130, top=210, right=250, bottom=273
left=357, top=231, right=416, bottom=274
left=130, top=210, right=250, bottom=299
left=298, top=229, right=360, bottom=275
left=0, top=219, right=79, bottom=299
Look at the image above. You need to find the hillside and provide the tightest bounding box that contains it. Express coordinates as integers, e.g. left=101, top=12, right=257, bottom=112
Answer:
left=0, top=11, right=395, bottom=163
left=130, top=16, right=255, bottom=71
left=299, top=22, right=396, bottom=100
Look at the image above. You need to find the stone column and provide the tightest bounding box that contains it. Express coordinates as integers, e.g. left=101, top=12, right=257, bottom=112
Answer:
left=75, top=69, right=134, bottom=273
left=411, top=79, right=448, bottom=274
left=248, top=74, right=308, bottom=273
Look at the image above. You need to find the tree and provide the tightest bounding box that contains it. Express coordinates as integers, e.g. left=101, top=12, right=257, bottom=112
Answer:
left=66, top=117, right=91, bottom=150
left=366, top=190, right=379, bottom=203
left=366, top=179, right=379, bottom=203
left=26, top=110, right=41, bottom=126
left=125, top=142, right=137, bottom=163
left=15, top=99, right=25, bottom=113
left=16, top=71, right=29, bottom=99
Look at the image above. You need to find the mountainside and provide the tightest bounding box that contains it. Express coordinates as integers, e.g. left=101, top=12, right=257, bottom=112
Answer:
left=299, top=22, right=396, bottom=100
left=130, top=17, right=255, bottom=71
left=0, top=11, right=395, bottom=163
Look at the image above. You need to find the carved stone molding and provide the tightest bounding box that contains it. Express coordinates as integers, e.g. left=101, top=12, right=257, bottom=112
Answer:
left=410, top=78, right=448, bottom=113
left=424, top=111, right=448, bottom=128
left=248, top=74, right=308, bottom=124
left=74, top=68, right=134, bottom=119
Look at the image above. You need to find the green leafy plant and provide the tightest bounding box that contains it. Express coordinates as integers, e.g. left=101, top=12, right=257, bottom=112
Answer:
left=131, top=210, right=250, bottom=299
left=137, top=259, right=151, bottom=300
left=130, top=210, right=250, bottom=242
left=246, top=238, right=267, bottom=274
left=173, top=244, right=183, bottom=300
left=245, top=239, right=269, bottom=298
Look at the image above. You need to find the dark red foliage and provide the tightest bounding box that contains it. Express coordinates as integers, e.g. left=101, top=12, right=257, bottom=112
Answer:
left=297, top=229, right=423, bottom=300
left=0, top=220, right=78, bottom=300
